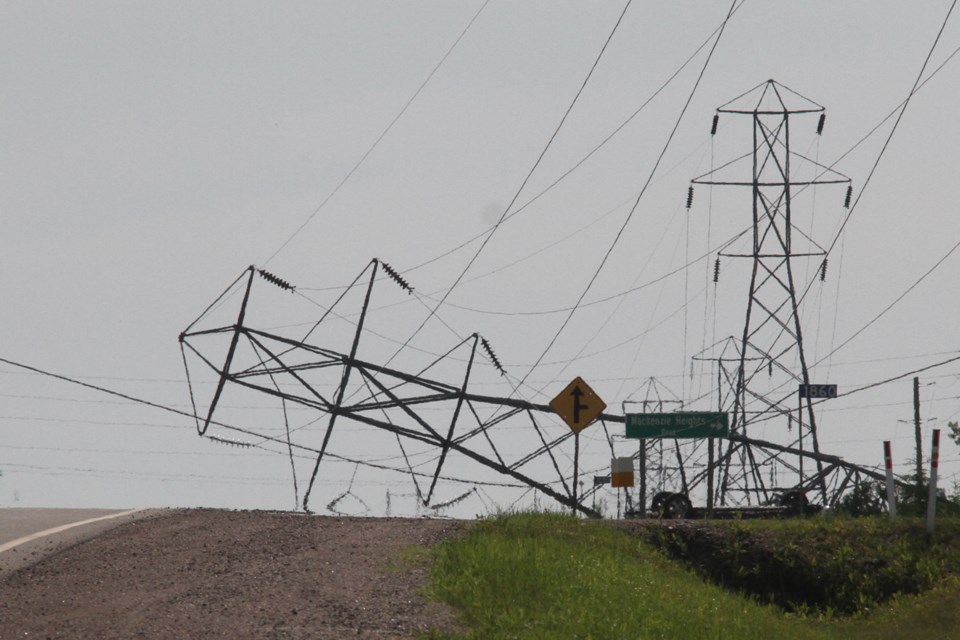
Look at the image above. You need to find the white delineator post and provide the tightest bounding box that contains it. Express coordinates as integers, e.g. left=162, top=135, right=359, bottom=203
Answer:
left=927, top=429, right=940, bottom=534
left=883, top=441, right=897, bottom=520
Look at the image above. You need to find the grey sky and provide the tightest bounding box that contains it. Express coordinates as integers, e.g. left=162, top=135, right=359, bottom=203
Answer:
left=2, top=1, right=959, bottom=516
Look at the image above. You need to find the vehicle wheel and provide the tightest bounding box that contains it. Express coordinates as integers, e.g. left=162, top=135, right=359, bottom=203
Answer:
left=779, top=490, right=808, bottom=515
left=652, top=492, right=692, bottom=519
left=651, top=492, right=672, bottom=516
left=663, top=493, right=692, bottom=519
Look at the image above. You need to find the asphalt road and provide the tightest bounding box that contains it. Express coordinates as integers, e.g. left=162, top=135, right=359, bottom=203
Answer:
left=0, top=507, right=161, bottom=577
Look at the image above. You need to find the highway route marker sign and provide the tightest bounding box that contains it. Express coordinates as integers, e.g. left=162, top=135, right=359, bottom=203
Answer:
left=549, top=376, right=606, bottom=433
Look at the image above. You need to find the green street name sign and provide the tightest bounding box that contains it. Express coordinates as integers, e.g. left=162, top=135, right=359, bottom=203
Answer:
left=625, top=412, right=729, bottom=439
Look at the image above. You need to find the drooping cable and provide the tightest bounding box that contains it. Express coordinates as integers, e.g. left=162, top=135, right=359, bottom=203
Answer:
left=413, top=227, right=748, bottom=317
left=0, top=356, right=527, bottom=489
left=815, top=236, right=960, bottom=368
left=262, top=0, right=491, bottom=266
left=824, top=0, right=956, bottom=258
left=393, top=0, right=748, bottom=280
left=791, top=0, right=959, bottom=368
left=712, top=5, right=960, bottom=424
left=517, top=0, right=739, bottom=387
left=383, top=0, right=635, bottom=366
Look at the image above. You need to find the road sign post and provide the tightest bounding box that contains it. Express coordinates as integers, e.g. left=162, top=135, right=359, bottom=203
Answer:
left=549, top=377, right=607, bottom=433
left=625, top=412, right=729, bottom=439
left=549, top=377, right=606, bottom=516
left=573, top=433, right=579, bottom=516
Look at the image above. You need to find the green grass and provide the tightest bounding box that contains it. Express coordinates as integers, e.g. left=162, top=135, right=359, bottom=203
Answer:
left=422, top=512, right=960, bottom=640
left=645, top=516, right=958, bottom=615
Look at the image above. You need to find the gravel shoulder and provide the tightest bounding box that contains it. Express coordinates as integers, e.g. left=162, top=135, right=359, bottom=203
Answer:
left=0, top=509, right=466, bottom=639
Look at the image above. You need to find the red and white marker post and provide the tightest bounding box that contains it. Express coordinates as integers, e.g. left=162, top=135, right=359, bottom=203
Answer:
left=927, top=429, right=941, bottom=534
left=883, top=441, right=897, bottom=520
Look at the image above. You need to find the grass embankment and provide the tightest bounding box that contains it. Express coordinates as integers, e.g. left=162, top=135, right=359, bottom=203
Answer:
left=423, top=512, right=960, bottom=639
left=645, top=516, right=960, bottom=615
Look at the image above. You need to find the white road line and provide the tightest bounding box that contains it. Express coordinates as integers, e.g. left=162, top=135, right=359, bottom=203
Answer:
left=0, top=509, right=144, bottom=554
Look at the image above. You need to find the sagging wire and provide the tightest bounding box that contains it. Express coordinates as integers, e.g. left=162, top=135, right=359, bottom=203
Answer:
left=391, top=0, right=750, bottom=287
left=0, top=356, right=527, bottom=491
left=513, top=0, right=740, bottom=394
left=382, top=0, right=637, bottom=370
left=261, top=0, right=491, bottom=267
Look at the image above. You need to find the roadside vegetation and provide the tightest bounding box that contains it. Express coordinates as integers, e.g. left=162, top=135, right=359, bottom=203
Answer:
left=422, top=511, right=960, bottom=639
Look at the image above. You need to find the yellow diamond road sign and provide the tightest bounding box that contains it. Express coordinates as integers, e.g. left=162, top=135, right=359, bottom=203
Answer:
left=549, top=376, right=607, bottom=433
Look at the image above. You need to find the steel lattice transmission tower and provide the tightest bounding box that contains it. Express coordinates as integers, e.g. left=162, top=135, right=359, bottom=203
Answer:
left=692, top=80, right=851, bottom=506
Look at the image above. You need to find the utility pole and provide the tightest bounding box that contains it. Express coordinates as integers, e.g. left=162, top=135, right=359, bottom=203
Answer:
left=914, top=376, right=923, bottom=493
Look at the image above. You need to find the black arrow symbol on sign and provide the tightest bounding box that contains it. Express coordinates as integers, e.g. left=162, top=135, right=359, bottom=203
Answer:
left=571, top=385, right=588, bottom=424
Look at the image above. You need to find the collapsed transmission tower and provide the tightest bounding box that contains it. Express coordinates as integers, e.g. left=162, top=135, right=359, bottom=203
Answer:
left=179, top=261, right=620, bottom=517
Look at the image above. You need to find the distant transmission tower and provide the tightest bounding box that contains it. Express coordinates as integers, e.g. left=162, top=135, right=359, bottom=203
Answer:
left=692, top=80, right=851, bottom=506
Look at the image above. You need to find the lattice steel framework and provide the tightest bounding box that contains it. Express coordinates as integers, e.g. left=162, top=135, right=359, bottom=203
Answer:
left=690, top=80, right=855, bottom=507
left=179, top=83, right=903, bottom=517
left=179, top=261, right=620, bottom=517
left=180, top=260, right=896, bottom=517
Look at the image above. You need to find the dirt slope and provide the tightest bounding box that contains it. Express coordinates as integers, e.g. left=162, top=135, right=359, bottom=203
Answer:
left=0, top=509, right=464, bottom=639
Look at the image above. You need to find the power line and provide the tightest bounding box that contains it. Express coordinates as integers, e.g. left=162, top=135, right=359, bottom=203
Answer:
left=815, top=238, right=960, bottom=368
left=383, top=0, right=636, bottom=365
left=0, top=356, right=531, bottom=490
left=518, top=0, right=740, bottom=386
left=823, top=0, right=957, bottom=260
left=392, top=0, right=749, bottom=281
left=262, top=0, right=491, bottom=266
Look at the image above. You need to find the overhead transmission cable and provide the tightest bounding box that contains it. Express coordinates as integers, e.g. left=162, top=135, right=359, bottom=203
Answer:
left=261, top=0, right=490, bottom=266
left=698, top=4, right=960, bottom=419
left=0, top=356, right=523, bottom=488
left=822, top=0, right=957, bottom=261
left=290, top=0, right=751, bottom=299
left=470, top=0, right=739, bottom=435
left=383, top=0, right=636, bottom=367
left=516, top=0, right=739, bottom=389
left=393, top=0, right=748, bottom=279
left=727, top=237, right=960, bottom=427
left=413, top=221, right=748, bottom=317
left=779, top=0, right=960, bottom=371
left=741, top=352, right=960, bottom=433
left=813, top=236, right=960, bottom=369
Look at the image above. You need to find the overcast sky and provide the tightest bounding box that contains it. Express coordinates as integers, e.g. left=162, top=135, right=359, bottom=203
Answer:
left=2, top=1, right=959, bottom=517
